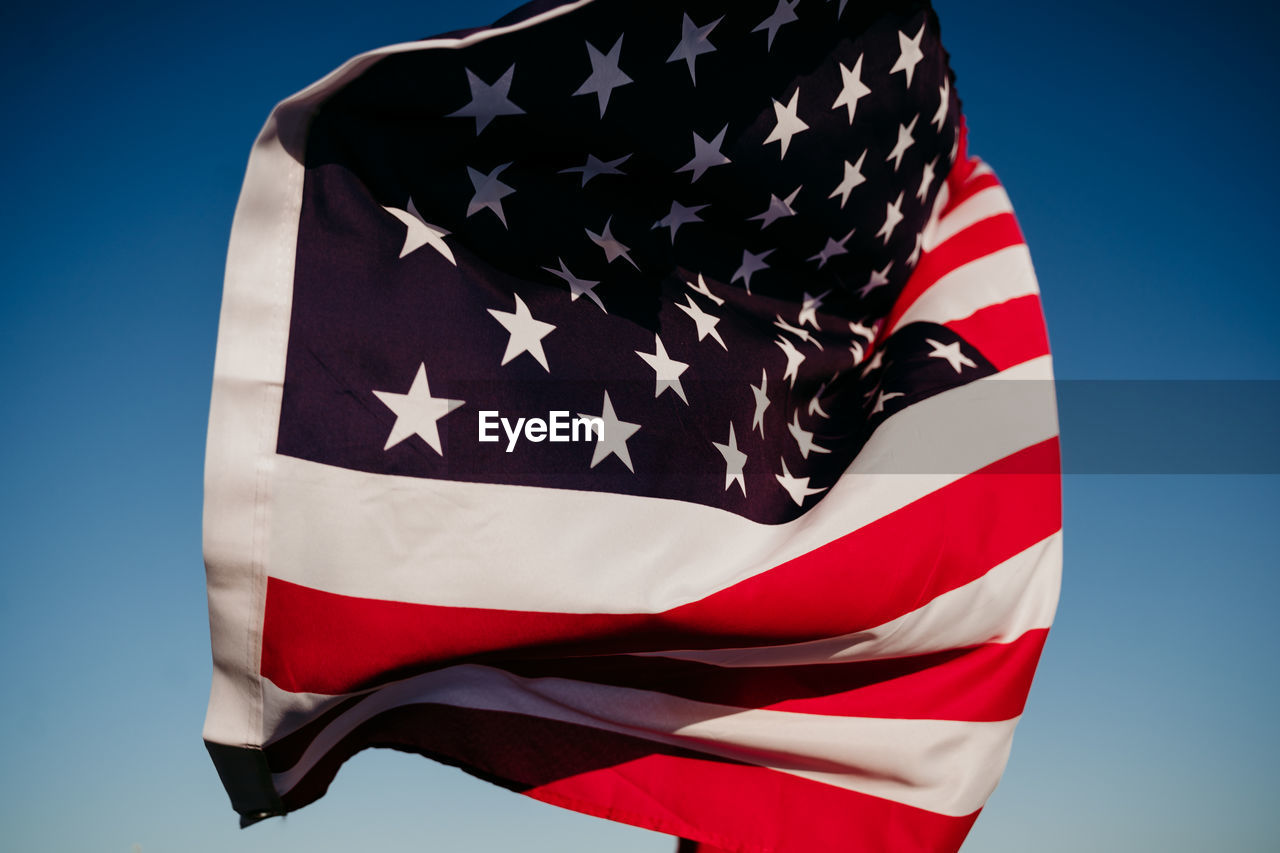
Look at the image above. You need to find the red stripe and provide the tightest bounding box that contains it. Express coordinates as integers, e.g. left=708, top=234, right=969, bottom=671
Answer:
left=943, top=170, right=1001, bottom=212
left=498, top=629, right=1049, bottom=722
left=262, top=439, right=1061, bottom=694
left=528, top=749, right=979, bottom=853
left=939, top=123, right=1000, bottom=211
left=885, top=213, right=1025, bottom=334
left=947, top=294, right=1051, bottom=371
left=271, top=702, right=978, bottom=853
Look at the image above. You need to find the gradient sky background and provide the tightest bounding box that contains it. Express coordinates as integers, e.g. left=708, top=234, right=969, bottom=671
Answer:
left=1, top=0, right=1276, bottom=850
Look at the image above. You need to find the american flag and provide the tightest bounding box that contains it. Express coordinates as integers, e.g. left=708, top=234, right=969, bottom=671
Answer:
left=203, top=0, right=1061, bottom=850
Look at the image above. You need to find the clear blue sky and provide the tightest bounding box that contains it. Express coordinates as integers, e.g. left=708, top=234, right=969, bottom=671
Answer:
left=0, top=1, right=1276, bottom=850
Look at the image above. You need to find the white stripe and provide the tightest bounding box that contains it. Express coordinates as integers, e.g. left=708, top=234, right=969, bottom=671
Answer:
left=891, top=244, right=1039, bottom=332
left=641, top=531, right=1061, bottom=667
left=266, top=666, right=1018, bottom=816
left=202, top=93, right=305, bottom=751
left=925, top=185, right=1013, bottom=251
left=265, top=357, right=1056, bottom=613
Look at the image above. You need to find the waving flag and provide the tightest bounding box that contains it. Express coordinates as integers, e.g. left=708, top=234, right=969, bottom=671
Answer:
left=203, top=0, right=1061, bottom=850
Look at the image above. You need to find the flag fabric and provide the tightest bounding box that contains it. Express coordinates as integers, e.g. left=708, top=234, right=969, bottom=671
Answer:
left=203, top=0, right=1061, bottom=850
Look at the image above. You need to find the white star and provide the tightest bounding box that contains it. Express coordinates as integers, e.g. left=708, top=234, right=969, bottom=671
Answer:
left=574, top=35, right=632, bottom=116
left=907, top=231, right=924, bottom=267
left=667, top=12, right=722, bottom=84
left=580, top=391, right=640, bottom=472
left=832, top=54, right=871, bottom=123
left=776, top=458, right=827, bottom=506
left=732, top=248, right=773, bottom=294
left=774, top=314, right=823, bottom=349
left=635, top=333, right=690, bottom=403
left=542, top=257, right=604, bottom=312
left=798, top=289, right=831, bottom=328
left=559, top=153, right=629, bottom=187
left=829, top=150, right=867, bottom=208
left=875, top=191, right=905, bottom=244
left=764, top=87, right=808, bottom=159
left=487, top=293, right=556, bottom=371
left=890, top=23, right=926, bottom=88
left=926, top=338, right=977, bottom=373
left=749, top=185, right=801, bottom=229
left=859, top=260, right=893, bottom=297
left=933, top=75, right=950, bottom=131
left=750, top=369, right=770, bottom=437
left=448, top=65, right=524, bottom=134
left=860, top=347, right=886, bottom=378
left=788, top=410, right=831, bottom=459
left=585, top=216, right=639, bottom=269
left=383, top=198, right=455, bottom=265
left=753, top=0, right=798, bottom=50
left=654, top=200, right=707, bottom=241
left=466, top=163, right=515, bottom=227
left=686, top=273, right=725, bottom=306
left=917, top=155, right=938, bottom=202
left=808, top=380, right=832, bottom=419
left=775, top=336, right=805, bottom=387
left=372, top=363, right=465, bottom=454
left=677, top=125, right=732, bottom=182
left=850, top=340, right=865, bottom=365
left=808, top=229, right=854, bottom=268
left=886, top=114, right=918, bottom=171
left=871, top=389, right=904, bottom=415
left=676, top=294, right=727, bottom=349
left=849, top=319, right=877, bottom=343
left=712, top=422, right=749, bottom=496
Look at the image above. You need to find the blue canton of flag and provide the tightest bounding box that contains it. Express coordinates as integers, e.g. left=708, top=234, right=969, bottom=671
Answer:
left=276, top=0, right=971, bottom=522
